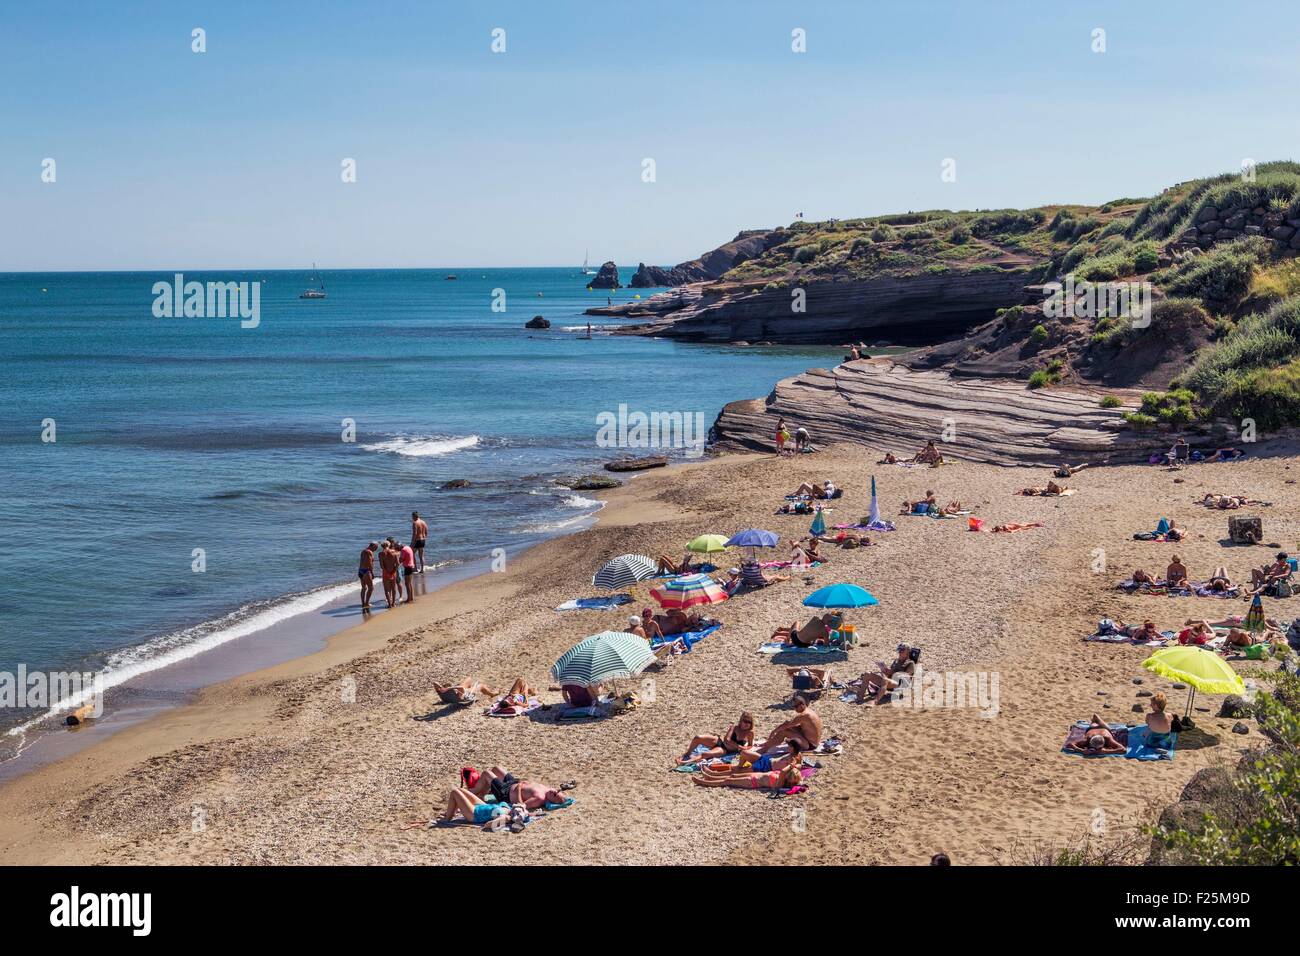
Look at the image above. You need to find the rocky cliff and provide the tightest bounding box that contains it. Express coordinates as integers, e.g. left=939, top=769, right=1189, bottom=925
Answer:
left=627, top=230, right=783, bottom=288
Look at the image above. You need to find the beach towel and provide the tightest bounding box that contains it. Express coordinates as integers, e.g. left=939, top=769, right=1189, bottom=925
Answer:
left=555, top=594, right=633, bottom=612
left=1061, top=722, right=1130, bottom=757
left=759, top=641, right=841, bottom=655
left=648, top=563, right=716, bottom=579
left=655, top=621, right=723, bottom=651
left=1126, top=725, right=1177, bottom=761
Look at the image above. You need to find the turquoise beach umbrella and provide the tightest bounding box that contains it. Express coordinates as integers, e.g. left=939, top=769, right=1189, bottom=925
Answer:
left=551, top=631, right=655, bottom=687
left=809, top=509, right=826, bottom=537
left=803, top=582, right=878, bottom=608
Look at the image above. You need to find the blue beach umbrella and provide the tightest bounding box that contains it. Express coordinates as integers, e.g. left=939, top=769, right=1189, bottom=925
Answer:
left=726, top=529, right=779, bottom=549
left=803, top=582, right=878, bottom=608
left=809, top=509, right=826, bottom=537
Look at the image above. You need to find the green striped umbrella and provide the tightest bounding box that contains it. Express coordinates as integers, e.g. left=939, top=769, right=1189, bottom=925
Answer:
left=551, top=631, right=655, bottom=688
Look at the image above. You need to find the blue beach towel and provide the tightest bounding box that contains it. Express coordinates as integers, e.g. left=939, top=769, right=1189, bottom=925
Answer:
left=1126, top=725, right=1177, bottom=761
left=555, top=594, right=633, bottom=612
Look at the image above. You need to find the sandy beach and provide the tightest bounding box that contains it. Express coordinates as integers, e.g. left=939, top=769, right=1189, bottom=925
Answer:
left=0, top=444, right=1293, bottom=866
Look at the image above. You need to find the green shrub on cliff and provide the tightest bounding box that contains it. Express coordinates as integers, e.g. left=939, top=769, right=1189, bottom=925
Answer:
left=1159, top=237, right=1273, bottom=313
left=793, top=245, right=818, bottom=264
left=1185, top=295, right=1300, bottom=415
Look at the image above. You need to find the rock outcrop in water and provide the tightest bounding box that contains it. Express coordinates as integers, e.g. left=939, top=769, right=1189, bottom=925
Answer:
left=525, top=315, right=550, bottom=329
left=627, top=230, right=782, bottom=288
left=586, top=261, right=621, bottom=289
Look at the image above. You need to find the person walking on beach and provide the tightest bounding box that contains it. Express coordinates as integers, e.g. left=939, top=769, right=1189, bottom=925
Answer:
left=411, top=511, right=429, bottom=573
left=775, top=416, right=787, bottom=455
left=358, top=541, right=378, bottom=609
left=378, top=541, right=400, bottom=608
left=399, top=540, right=417, bottom=603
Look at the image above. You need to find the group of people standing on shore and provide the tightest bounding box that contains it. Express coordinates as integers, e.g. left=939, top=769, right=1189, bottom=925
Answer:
left=357, top=511, right=430, bottom=610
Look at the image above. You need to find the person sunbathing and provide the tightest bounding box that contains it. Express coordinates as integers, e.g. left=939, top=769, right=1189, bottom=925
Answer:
left=1225, top=628, right=1262, bottom=649
left=1165, top=556, right=1190, bottom=588
left=1201, top=492, right=1247, bottom=509
left=677, top=712, right=755, bottom=765
left=1125, top=620, right=1162, bottom=643
left=912, top=441, right=943, bottom=465
left=656, top=608, right=704, bottom=636
left=439, top=787, right=516, bottom=828
left=690, top=749, right=804, bottom=790
left=790, top=542, right=815, bottom=567
left=1206, top=567, right=1234, bottom=592
left=786, top=666, right=830, bottom=693
left=456, top=768, right=566, bottom=811
left=937, top=500, right=964, bottom=516
left=1249, top=553, right=1291, bottom=594
left=434, top=678, right=498, bottom=705
left=880, top=452, right=898, bottom=464
left=1053, top=462, right=1090, bottom=478
left=1146, top=693, right=1174, bottom=745
left=803, top=538, right=824, bottom=561
left=640, top=607, right=664, bottom=642
left=1131, top=568, right=1155, bottom=585
left=772, top=614, right=836, bottom=647
left=1067, top=716, right=1125, bottom=754
left=991, top=522, right=1043, bottom=532
left=1177, top=621, right=1215, bottom=645
left=656, top=553, right=697, bottom=575
left=1207, top=448, right=1243, bottom=462
left=757, top=698, right=822, bottom=753
left=793, top=481, right=830, bottom=499
left=855, top=643, right=915, bottom=703
left=901, top=490, right=938, bottom=514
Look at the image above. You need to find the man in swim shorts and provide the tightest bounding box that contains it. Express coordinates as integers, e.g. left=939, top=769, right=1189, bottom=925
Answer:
left=357, top=541, right=377, bottom=609
left=399, top=541, right=416, bottom=603
left=411, top=511, right=429, bottom=573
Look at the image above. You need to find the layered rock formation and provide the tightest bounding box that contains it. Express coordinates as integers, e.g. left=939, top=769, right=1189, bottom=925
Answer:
left=612, top=269, right=1037, bottom=344
left=710, top=359, right=1214, bottom=466
left=586, top=261, right=621, bottom=289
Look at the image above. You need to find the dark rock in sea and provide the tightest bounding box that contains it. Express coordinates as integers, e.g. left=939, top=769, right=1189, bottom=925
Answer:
left=604, top=456, right=669, bottom=472
left=1232, top=721, right=1250, bottom=735
left=525, top=316, right=550, bottom=329
left=587, top=261, right=621, bottom=290
left=441, top=478, right=472, bottom=489
left=561, top=474, right=622, bottom=490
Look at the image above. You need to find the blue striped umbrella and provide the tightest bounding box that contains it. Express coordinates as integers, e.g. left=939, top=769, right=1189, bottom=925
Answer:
left=551, top=631, right=655, bottom=687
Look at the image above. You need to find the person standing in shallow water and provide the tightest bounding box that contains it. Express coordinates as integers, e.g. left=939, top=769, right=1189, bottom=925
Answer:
left=399, top=541, right=417, bottom=603
left=378, top=541, right=400, bottom=608
left=358, top=541, right=377, bottom=609
left=411, top=511, right=429, bottom=573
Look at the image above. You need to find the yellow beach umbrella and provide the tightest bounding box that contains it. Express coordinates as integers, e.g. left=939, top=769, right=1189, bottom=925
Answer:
left=686, top=534, right=729, bottom=554
left=1142, top=645, right=1244, bottom=718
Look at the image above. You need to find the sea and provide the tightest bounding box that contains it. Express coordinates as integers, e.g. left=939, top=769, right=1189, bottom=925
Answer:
left=0, top=267, right=838, bottom=766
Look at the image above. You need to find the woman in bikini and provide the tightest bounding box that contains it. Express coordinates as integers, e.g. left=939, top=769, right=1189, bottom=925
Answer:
left=1145, top=693, right=1175, bottom=748
left=677, top=712, right=755, bottom=765
left=690, top=744, right=804, bottom=790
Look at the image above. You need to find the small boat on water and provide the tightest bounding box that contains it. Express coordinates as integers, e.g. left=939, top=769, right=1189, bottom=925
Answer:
left=580, top=250, right=592, bottom=276
left=299, top=263, right=326, bottom=299
left=445, top=275, right=458, bottom=280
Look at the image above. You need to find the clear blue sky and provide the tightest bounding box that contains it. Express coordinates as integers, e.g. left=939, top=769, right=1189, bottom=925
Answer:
left=3, top=0, right=1297, bottom=270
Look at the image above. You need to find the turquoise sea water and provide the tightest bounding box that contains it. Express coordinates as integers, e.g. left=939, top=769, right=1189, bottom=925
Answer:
left=0, top=267, right=836, bottom=738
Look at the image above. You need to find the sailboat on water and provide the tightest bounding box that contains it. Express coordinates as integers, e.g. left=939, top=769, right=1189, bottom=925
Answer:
left=299, top=263, right=326, bottom=299
left=580, top=251, right=593, bottom=276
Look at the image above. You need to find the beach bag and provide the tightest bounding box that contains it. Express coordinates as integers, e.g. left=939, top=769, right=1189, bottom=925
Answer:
left=1268, top=579, right=1293, bottom=598
left=968, top=517, right=983, bottom=532
left=1097, top=618, right=1118, bottom=635
left=1287, top=619, right=1300, bottom=651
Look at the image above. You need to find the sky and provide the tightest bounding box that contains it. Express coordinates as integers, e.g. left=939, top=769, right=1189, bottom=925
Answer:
left=2, top=0, right=1298, bottom=271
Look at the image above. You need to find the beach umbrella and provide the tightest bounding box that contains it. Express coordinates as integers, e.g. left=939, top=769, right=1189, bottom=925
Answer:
left=551, top=631, right=655, bottom=687
left=592, top=554, right=657, bottom=590
left=1243, top=593, right=1266, bottom=633
left=650, top=572, right=728, bottom=609
left=809, top=509, right=826, bottom=538
left=803, top=582, right=878, bottom=609
left=1142, top=645, right=1245, bottom=717
left=686, top=534, right=729, bottom=554
left=863, top=475, right=894, bottom=531
left=726, top=529, right=779, bottom=549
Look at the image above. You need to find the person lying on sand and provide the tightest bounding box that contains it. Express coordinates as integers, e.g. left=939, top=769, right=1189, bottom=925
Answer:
left=1165, top=555, right=1190, bottom=589
left=880, top=452, right=898, bottom=464
left=912, top=441, right=943, bottom=465
left=655, top=608, right=706, bottom=636
left=901, top=490, right=938, bottom=514
left=855, top=643, right=915, bottom=703
left=690, top=748, right=804, bottom=790
left=991, top=522, right=1043, bottom=532
left=792, top=480, right=835, bottom=499
left=1019, top=481, right=1068, bottom=496
left=1225, top=628, right=1263, bottom=649
left=656, top=553, right=697, bottom=576
left=439, top=788, right=515, bottom=828
left=1206, top=567, right=1234, bottom=592
left=1177, top=621, right=1215, bottom=645
left=461, top=766, right=567, bottom=809
left=1067, top=716, right=1125, bottom=754
left=786, top=666, right=830, bottom=692
left=677, top=712, right=756, bottom=765
left=1124, top=620, right=1163, bottom=642
left=1200, top=493, right=1254, bottom=509
left=1053, top=462, right=1090, bottom=478
left=1249, top=553, right=1291, bottom=594
left=758, top=696, right=822, bottom=753
left=1132, top=568, right=1155, bottom=585
left=772, top=614, right=837, bottom=647
left=1206, top=448, right=1244, bottom=462
left=937, top=500, right=964, bottom=516
left=434, top=678, right=498, bottom=705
